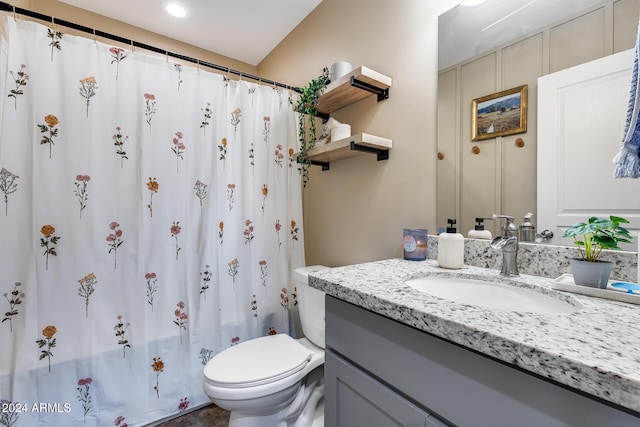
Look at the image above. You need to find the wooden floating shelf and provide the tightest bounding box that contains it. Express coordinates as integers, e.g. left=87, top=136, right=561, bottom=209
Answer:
left=299, top=133, right=392, bottom=169
left=317, top=66, right=392, bottom=115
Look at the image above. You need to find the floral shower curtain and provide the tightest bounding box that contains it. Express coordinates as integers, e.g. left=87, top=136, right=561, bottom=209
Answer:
left=0, top=18, right=304, bottom=426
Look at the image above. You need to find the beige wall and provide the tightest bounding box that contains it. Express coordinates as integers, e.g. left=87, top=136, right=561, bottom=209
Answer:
left=259, top=0, right=459, bottom=267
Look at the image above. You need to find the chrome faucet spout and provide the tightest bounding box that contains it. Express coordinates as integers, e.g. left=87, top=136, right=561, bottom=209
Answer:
left=490, top=236, right=519, bottom=276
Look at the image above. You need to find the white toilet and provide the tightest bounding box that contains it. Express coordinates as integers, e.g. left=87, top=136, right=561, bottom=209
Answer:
left=202, top=265, right=328, bottom=427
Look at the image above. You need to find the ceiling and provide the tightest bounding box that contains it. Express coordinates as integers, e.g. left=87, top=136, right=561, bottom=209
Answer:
left=58, top=0, right=323, bottom=66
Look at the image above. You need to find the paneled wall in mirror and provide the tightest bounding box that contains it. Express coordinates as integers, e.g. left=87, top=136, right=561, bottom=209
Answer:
left=437, top=0, right=640, bottom=239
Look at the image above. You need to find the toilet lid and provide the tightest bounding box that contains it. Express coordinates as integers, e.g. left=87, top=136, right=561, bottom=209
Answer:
left=204, top=334, right=311, bottom=388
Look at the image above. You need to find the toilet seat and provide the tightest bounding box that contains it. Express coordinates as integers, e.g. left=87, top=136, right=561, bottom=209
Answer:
left=204, top=334, right=311, bottom=388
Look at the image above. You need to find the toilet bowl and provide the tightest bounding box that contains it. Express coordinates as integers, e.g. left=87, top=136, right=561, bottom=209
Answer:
left=202, top=265, right=328, bottom=427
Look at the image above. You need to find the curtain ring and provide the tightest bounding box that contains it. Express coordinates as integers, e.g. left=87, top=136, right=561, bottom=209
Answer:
left=196, top=59, right=200, bottom=72
left=92, top=28, right=97, bottom=43
left=165, top=51, right=169, bottom=63
left=12, top=5, right=17, bottom=21
left=130, top=39, right=135, bottom=53
left=238, top=72, right=242, bottom=82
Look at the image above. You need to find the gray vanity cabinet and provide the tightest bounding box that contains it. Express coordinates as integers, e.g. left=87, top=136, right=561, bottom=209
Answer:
left=324, top=296, right=640, bottom=427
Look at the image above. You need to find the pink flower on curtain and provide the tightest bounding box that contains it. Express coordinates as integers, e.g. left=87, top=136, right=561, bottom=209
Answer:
left=2, top=282, right=24, bottom=333
left=8, top=64, right=28, bottom=110
left=112, top=126, right=129, bottom=168
left=39, top=224, right=59, bottom=270
left=173, top=301, right=188, bottom=345
left=35, top=325, right=57, bottom=372
left=74, top=174, right=90, bottom=218
left=178, top=397, right=189, bottom=412
left=114, top=315, right=130, bottom=358
left=77, top=377, right=92, bottom=422
left=274, top=144, right=284, bottom=170
left=145, top=272, right=158, bottom=310
left=228, top=258, right=239, bottom=285
left=226, top=183, right=235, bottom=213
left=106, top=222, right=124, bottom=269
left=243, top=219, right=254, bottom=253
left=79, top=76, right=98, bottom=118
left=263, top=116, right=271, bottom=144
left=109, top=47, right=127, bottom=80
left=77, top=272, right=97, bottom=318
left=280, top=288, right=289, bottom=310
left=144, top=93, right=156, bottom=130
left=37, top=114, right=59, bottom=159
left=114, top=415, right=128, bottom=427
left=275, top=220, right=282, bottom=251
left=171, top=131, right=185, bottom=173
left=0, top=167, right=19, bottom=216
left=259, top=260, right=268, bottom=288
left=170, top=221, right=182, bottom=260
left=231, top=336, right=240, bottom=346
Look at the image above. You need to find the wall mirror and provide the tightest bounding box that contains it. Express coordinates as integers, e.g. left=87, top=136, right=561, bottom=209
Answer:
left=436, top=0, right=639, bottom=243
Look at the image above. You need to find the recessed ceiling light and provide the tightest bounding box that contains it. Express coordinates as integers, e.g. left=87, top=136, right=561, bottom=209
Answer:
left=165, top=3, right=187, bottom=18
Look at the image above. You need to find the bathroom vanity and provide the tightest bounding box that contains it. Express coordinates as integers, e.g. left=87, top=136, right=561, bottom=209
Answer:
left=310, top=260, right=640, bottom=427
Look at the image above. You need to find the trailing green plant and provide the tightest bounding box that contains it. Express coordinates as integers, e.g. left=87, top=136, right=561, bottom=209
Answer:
left=294, top=66, right=330, bottom=187
left=562, top=215, right=632, bottom=262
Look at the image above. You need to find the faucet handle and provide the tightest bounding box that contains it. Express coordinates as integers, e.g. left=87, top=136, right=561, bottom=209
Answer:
left=492, top=214, right=519, bottom=238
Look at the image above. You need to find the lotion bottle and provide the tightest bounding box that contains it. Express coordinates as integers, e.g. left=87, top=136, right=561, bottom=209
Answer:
left=438, top=219, right=464, bottom=269
left=468, top=217, right=492, bottom=240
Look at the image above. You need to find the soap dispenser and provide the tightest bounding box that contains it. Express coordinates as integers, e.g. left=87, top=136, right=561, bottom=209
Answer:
left=468, top=217, right=492, bottom=240
left=519, top=213, right=536, bottom=242
left=438, top=219, right=464, bottom=269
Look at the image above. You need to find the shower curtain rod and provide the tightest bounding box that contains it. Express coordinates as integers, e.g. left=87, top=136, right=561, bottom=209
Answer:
left=0, top=1, right=302, bottom=92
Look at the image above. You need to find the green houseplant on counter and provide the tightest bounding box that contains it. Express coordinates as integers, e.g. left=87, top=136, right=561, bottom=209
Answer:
left=294, top=66, right=330, bottom=187
left=562, top=215, right=632, bottom=288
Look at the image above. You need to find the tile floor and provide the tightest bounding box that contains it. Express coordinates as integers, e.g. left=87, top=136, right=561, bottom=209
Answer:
left=155, top=404, right=230, bottom=427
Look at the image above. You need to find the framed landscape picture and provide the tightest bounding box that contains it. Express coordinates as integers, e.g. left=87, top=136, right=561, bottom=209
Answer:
left=472, top=85, right=527, bottom=141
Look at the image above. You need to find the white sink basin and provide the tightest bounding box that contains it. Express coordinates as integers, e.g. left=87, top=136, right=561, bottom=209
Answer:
left=406, top=276, right=580, bottom=314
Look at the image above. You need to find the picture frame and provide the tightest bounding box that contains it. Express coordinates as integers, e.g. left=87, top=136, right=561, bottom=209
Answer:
left=472, top=85, right=527, bottom=141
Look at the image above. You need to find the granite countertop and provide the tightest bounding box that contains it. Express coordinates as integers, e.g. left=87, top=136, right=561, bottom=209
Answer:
left=309, top=259, right=640, bottom=414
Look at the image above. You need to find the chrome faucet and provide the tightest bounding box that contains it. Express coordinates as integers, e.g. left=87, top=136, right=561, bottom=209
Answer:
left=490, top=214, right=519, bottom=276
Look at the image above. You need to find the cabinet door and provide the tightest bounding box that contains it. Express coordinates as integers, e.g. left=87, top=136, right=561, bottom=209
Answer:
left=325, top=351, right=430, bottom=427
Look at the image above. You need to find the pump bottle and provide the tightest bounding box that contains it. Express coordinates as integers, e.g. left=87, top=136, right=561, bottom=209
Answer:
left=468, top=217, right=492, bottom=240
left=438, top=219, right=464, bottom=269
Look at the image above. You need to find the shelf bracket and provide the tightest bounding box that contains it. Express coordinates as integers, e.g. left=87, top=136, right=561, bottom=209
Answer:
left=297, top=156, right=330, bottom=171
left=349, top=76, right=390, bottom=102
left=350, top=141, right=390, bottom=161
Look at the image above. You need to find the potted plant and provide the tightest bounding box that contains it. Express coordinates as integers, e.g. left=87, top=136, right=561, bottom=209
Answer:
left=562, top=215, right=632, bottom=288
left=294, top=66, right=330, bottom=187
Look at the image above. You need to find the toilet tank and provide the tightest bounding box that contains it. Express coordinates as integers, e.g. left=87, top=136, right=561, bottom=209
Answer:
left=293, top=265, right=328, bottom=349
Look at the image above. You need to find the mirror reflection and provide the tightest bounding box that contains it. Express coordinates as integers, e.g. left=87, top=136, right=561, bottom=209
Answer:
left=437, top=0, right=640, bottom=241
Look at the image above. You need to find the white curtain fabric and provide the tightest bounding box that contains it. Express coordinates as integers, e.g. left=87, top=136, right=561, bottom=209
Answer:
left=0, top=18, right=304, bottom=426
